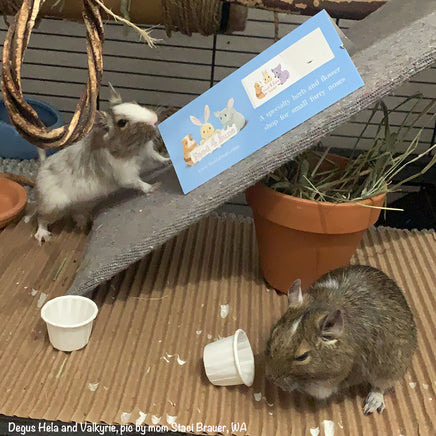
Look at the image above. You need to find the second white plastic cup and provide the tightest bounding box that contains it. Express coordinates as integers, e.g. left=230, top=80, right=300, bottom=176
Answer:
left=203, top=329, right=255, bottom=387
left=41, top=295, right=98, bottom=352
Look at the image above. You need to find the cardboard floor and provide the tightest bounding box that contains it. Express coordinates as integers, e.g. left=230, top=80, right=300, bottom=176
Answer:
left=0, top=215, right=435, bottom=435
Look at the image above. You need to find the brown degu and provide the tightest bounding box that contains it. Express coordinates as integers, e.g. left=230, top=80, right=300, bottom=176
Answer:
left=265, top=265, right=417, bottom=415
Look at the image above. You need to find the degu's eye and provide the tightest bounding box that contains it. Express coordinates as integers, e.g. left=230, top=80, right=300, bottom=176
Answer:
left=117, top=119, right=128, bottom=128
left=294, top=351, right=310, bottom=362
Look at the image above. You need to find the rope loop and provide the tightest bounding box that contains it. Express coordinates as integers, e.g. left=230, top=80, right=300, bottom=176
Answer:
left=1, top=0, right=104, bottom=149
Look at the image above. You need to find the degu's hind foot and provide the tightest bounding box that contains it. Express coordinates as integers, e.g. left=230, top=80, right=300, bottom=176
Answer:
left=34, top=226, right=52, bottom=245
left=34, top=216, right=53, bottom=244
left=363, top=390, right=386, bottom=415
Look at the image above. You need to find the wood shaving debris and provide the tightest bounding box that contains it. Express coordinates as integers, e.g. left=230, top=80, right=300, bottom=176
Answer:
left=120, top=412, right=131, bottom=424
left=253, top=393, right=274, bottom=406
left=136, top=411, right=147, bottom=426
left=164, top=353, right=186, bottom=365
left=88, top=382, right=99, bottom=392
left=220, top=304, right=230, bottom=318
left=323, top=420, right=335, bottom=436
left=166, top=415, right=177, bottom=425
left=37, top=292, right=48, bottom=308
left=176, top=356, right=186, bottom=365
left=151, top=415, right=161, bottom=425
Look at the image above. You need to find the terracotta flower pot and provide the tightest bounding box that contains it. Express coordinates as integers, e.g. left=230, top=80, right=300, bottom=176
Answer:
left=246, top=163, right=386, bottom=293
left=0, top=177, right=27, bottom=229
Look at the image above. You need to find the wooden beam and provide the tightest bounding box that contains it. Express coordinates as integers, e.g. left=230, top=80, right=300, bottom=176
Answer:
left=0, top=0, right=164, bottom=24
left=42, top=0, right=164, bottom=23
left=227, top=0, right=387, bottom=20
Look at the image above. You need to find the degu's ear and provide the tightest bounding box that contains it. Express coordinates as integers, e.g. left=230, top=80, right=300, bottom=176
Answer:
left=204, top=105, right=210, bottom=122
left=319, top=310, right=343, bottom=341
left=93, top=111, right=112, bottom=140
left=287, top=279, right=303, bottom=308
left=108, top=82, right=122, bottom=107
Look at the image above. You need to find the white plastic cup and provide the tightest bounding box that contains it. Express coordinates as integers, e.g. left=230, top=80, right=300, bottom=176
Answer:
left=41, top=296, right=98, bottom=352
left=203, top=329, right=255, bottom=387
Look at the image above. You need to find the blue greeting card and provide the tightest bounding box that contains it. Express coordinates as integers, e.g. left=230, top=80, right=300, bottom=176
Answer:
left=158, top=10, right=364, bottom=194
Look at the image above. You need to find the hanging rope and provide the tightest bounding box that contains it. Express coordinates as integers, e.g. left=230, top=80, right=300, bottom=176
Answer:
left=273, top=11, right=279, bottom=42
left=160, top=0, right=222, bottom=37
left=1, top=0, right=104, bottom=149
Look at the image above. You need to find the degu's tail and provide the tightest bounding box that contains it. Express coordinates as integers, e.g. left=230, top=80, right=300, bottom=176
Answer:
left=37, top=147, right=46, bottom=162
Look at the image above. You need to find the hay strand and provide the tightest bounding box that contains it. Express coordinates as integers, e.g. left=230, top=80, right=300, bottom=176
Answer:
left=264, top=95, right=436, bottom=207
left=93, top=0, right=159, bottom=47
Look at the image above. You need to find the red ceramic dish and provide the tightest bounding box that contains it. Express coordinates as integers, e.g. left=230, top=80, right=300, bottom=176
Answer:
left=0, top=177, right=27, bottom=229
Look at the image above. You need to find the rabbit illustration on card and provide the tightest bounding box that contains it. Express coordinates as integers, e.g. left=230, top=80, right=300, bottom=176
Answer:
left=190, top=105, right=220, bottom=145
left=262, top=70, right=273, bottom=84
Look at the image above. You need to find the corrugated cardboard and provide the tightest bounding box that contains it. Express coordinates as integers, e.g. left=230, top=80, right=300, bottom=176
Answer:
left=0, top=215, right=435, bottom=435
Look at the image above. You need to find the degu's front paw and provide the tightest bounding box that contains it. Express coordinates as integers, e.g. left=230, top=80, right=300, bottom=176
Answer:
left=363, top=391, right=385, bottom=415
left=140, top=181, right=161, bottom=195
left=149, top=181, right=161, bottom=193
